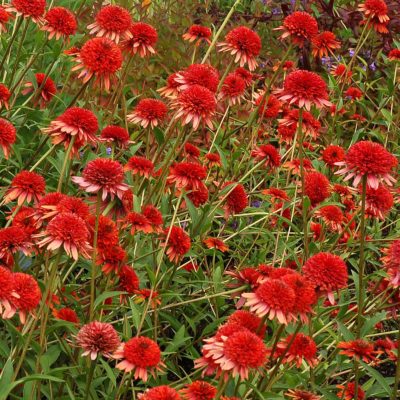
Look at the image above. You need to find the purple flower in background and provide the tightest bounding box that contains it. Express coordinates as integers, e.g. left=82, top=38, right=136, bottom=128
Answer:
left=106, top=147, right=112, bottom=155
left=251, top=200, right=262, bottom=208
left=349, top=49, right=355, bottom=57
left=321, top=56, right=333, bottom=69
left=369, top=62, right=377, bottom=71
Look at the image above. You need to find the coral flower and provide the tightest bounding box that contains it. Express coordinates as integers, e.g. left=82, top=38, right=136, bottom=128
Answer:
left=6, top=0, right=45, bottom=23
left=125, top=156, right=154, bottom=178
left=345, top=87, right=363, bottom=101
left=42, top=107, right=98, bottom=152
left=279, top=109, right=321, bottom=139
left=219, top=73, right=246, bottom=105
left=72, top=37, right=122, bottom=91
left=122, top=22, right=158, bottom=57
left=39, top=195, right=90, bottom=221
left=184, top=142, right=200, bottom=161
left=234, top=67, right=253, bottom=86
left=0, top=118, right=16, bottom=158
left=338, top=339, right=377, bottom=363
left=336, top=382, right=365, bottom=400
left=118, top=265, right=140, bottom=294
left=358, top=0, right=389, bottom=33
left=167, top=162, right=207, bottom=190
left=0, top=7, right=11, bottom=33
left=127, top=98, right=168, bottom=128
left=98, top=245, right=126, bottom=274
left=162, top=226, right=191, bottom=263
left=381, top=239, right=400, bottom=287
left=321, top=144, right=345, bottom=168
left=157, top=72, right=181, bottom=98
left=142, top=204, right=164, bottom=232
left=217, top=26, right=261, bottom=71
left=303, top=172, right=331, bottom=206
left=22, top=73, right=56, bottom=108
left=222, top=181, right=248, bottom=217
left=331, top=64, right=353, bottom=84
left=88, top=214, right=119, bottom=250
left=388, top=49, right=400, bottom=61
left=53, top=307, right=79, bottom=323
left=183, top=25, right=212, bottom=45
left=35, top=212, right=92, bottom=260
left=365, top=185, right=393, bottom=220
left=275, top=70, right=331, bottom=110
left=175, top=64, right=219, bottom=93
left=42, top=7, right=77, bottom=40
left=0, top=83, right=11, bottom=109
left=172, top=84, right=216, bottom=130
left=276, top=333, right=318, bottom=367
left=87, top=5, right=132, bottom=43
left=275, top=12, right=319, bottom=47
left=254, top=93, right=282, bottom=119
left=4, top=170, right=46, bottom=205
left=314, top=205, right=344, bottom=231
left=302, top=252, right=348, bottom=304
left=204, top=237, right=229, bottom=252
left=99, top=125, right=131, bottom=148
left=286, top=389, right=321, bottom=400
left=76, top=321, right=120, bottom=360
left=114, top=336, right=163, bottom=381
left=72, top=158, right=128, bottom=201
left=335, top=141, right=397, bottom=189
left=251, top=144, right=281, bottom=170
left=242, top=278, right=296, bottom=324
left=139, top=386, right=180, bottom=400
left=126, top=212, right=153, bottom=235
left=205, top=152, right=221, bottom=168
left=180, top=381, right=216, bottom=400
left=0, top=266, right=17, bottom=318
left=227, top=310, right=266, bottom=338
left=311, top=31, right=340, bottom=58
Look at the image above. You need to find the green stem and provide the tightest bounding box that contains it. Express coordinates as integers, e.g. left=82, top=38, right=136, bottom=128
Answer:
left=57, top=136, right=76, bottom=192
left=0, top=17, right=23, bottom=71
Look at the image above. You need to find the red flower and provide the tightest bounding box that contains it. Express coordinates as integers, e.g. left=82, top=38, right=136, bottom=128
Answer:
left=331, top=64, right=352, bottom=83
left=142, top=205, right=163, bottom=231
left=222, top=182, right=248, bottom=216
left=381, top=240, right=400, bottom=287
left=275, top=70, right=331, bottom=110
left=99, top=125, right=130, bottom=148
left=284, top=158, right=313, bottom=175
left=139, top=386, right=180, bottom=400
left=217, top=26, right=261, bottom=71
left=227, top=310, right=266, bottom=338
left=175, top=64, right=219, bottom=93
left=22, top=73, right=56, bottom=108
left=7, top=0, right=45, bottom=22
left=10, top=273, right=41, bottom=324
left=219, top=73, right=246, bottom=105
left=0, top=118, right=16, bottom=159
left=36, top=213, right=92, bottom=260
left=338, top=339, right=377, bottom=363
left=43, top=107, right=98, bottom=152
left=88, top=5, right=132, bottom=43
left=276, top=333, right=318, bottom=367
left=88, top=214, right=119, bottom=250
left=358, top=0, right=389, bottom=33
left=72, top=37, right=122, bottom=91
left=276, top=12, right=318, bottom=47
left=0, top=7, right=11, bottom=33
left=180, top=381, right=216, bottom=400
left=121, top=22, right=158, bottom=57
left=336, top=382, right=365, bottom=400
left=163, top=226, right=191, bottom=263
left=254, top=92, right=282, bottom=119
left=158, top=72, right=181, bottom=98
left=345, top=87, right=363, bottom=101
left=314, top=205, right=344, bottom=231
left=126, top=212, right=153, bottom=235
left=76, top=321, right=120, bottom=360
left=98, top=245, right=126, bottom=274
left=184, top=142, right=200, bottom=160
left=321, top=144, right=345, bottom=168
left=72, top=158, right=128, bottom=201
left=311, top=31, right=340, bottom=58
left=262, top=187, right=289, bottom=202
left=251, top=144, right=281, bottom=169
left=0, top=266, right=16, bottom=319
left=118, top=265, right=140, bottom=294
left=127, top=98, right=168, bottom=128
left=183, top=25, right=212, bottom=46
left=302, top=252, right=348, bottom=304
left=286, top=389, right=321, bottom=400
left=335, top=141, right=397, bottom=189
left=53, top=307, right=79, bottom=323
left=204, top=237, right=229, bottom=252
left=172, top=84, right=216, bottom=130
left=388, top=49, right=400, bottom=61
left=114, top=336, right=163, bottom=381
left=11, top=206, right=37, bottom=236
left=205, top=152, right=221, bottom=168
left=0, top=83, right=11, bottom=109
left=303, top=172, right=330, bottom=206
left=234, top=67, right=253, bottom=86
left=365, top=185, right=393, bottom=220
left=42, top=7, right=77, bottom=40
left=4, top=170, right=46, bottom=205
left=279, top=109, right=321, bottom=140
left=168, top=162, right=207, bottom=190
left=46, top=195, right=90, bottom=221
left=125, top=156, right=154, bottom=178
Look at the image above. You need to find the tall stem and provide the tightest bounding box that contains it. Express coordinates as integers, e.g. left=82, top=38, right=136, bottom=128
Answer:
left=57, top=136, right=76, bottom=192
left=0, top=17, right=23, bottom=71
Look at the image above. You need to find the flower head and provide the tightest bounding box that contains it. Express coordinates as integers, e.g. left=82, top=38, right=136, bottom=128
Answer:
left=22, top=73, right=56, bottom=108
left=0, top=83, right=11, bottom=109
left=336, top=382, right=365, bottom=400
left=303, top=172, right=330, bottom=206
left=4, top=171, right=46, bottom=205
left=125, top=156, right=154, bottom=178
left=163, top=226, right=191, bottom=263
left=127, top=98, right=168, bottom=128
left=276, top=333, right=318, bottom=367
left=180, top=381, right=216, bottom=400
left=0, top=266, right=16, bottom=318
left=251, top=144, right=281, bottom=170
left=183, top=25, right=212, bottom=45
left=100, top=125, right=130, bottom=148
left=167, top=162, right=207, bottom=190
left=321, top=145, right=345, bottom=168
left=358, top=0, right=389, bottom=34
left=311, top=31, right=340, bottom=58
left=204, top=237, right=229, bottom=252
left=286, top=389, right=321, bottom=400
left=139, top=386, right=180, bottom=400
left=222, top=182, right=248, bottom=216
left=365, top=185, right=393, bottom=220
left=122, top=22, right=157, bottom=57
left=219, top=73, right=246, bottom=105
left=7, top=0, right=45, bottom=22
left=175, top=64, right=219, bottom=93
left=53, top=307, right=79, bottom=323
left=118, top=265, right=140, bottom=294
left=338, top=339, right=377, bottom=363
left=0, top=118, right=16, bottom=158
left=276, top=12, right=318, bottom=47
left=0, top=7, right=11, bottom=33
left=42, top=7, right=77, bottom=40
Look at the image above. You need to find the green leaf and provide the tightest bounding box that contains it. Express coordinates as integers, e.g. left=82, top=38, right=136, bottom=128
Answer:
left=361, top=361, right=392, bottom=396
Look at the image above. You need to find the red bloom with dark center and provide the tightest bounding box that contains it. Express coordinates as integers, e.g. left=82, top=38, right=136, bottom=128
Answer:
left=302, top=252, right=348, bottom=304
left=122, top=22, right=158, bottom=57
left=0, top=83, right=11, bottom=109
left=345, top=87, right=363, bottom=101
left=276, top=12, right=319, bottom=47
left=100, top=125, right=130, bottom=147
left=98, top=245, right=126, bottom=274
left=276, top=333, right=318, bottom=367
left=4, top=170, right=46, bottom=205
left=88, top=5, right=132, bottom=43
left=175, top=64, right=219, bottom=93
left=219, top=73, right=246, bottom=105
left=227, top=310, right=266, bottom=338
left=8, top=0, right=46, bottom=21
left=118, top=265, right=140, bottom=294
left=315, top=205, right=344, bottom=232
left=53, top=307, right=79, bottom=323
left=172, top=84, right=216, bottom=130
left=180, top=381, right=216, bottom=400
left=184, top=142, right=200, bottom=159
left=114, top=336, right=163, bottom=381
left=205, top=152, right=221, bottom=168
left=223, top=181, right=248, bottom=216
left=76, top=321, right=120, bottom=360
left=251, top=144, right=281, bottom=169
left=303, top=172, right=330, bottom=206
left=365, top=185, right=393, bottom=220
left=42, top=7, right=77, bottom=40
left=218, top=26, right=261, bottom=71
left=142, top=205, right=163, bottom=231
left=0, top=118, right=16, bottom=159
left=54, top=196, right=90, bottom=221
left=322, top=144, right=345, bottom=167
left=275, top=70, right=331, bottom=110
left=22, top=73, right=56, bottom=108
left=140, top=386, right=180, bottom=400
left=127, top=98, right=168, bottom=129
left=163, top=226, right=191, bottom=263
left=335, top=141, right=397, bottom=189
left=167, top=162, right=207, bottom=190
left=72, top=158, right=128, bottom=201
left=125, top=156, right=154, bottom=178
left=10, top=273, right=41, bottom=324
left=336, top=382, right=365, bottom=400
left=311, top=31, right=340, bottom=58
left=234, top=67, right=253, bottom=86
left=126, top=212, right=153, bottom=235
left=183, top=25, right=212, bottom=44
left=358, top=0, right=389, bottom=33
left=0, top=266, right=15, bottom=318
left=243, top=278, right=296, bottom=324
left=36, top=212, right=91, bottom=260
left=331, top=64, right=352, bottom=83
left=338, top=339, right=377, bottom=363
left=72, top=37, right=122, bottom=91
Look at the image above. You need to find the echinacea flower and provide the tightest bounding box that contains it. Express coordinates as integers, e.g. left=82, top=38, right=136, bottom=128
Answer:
left=118, top=265, right=140, bottom=294
left=0, top=266, right=17, bottom=318
left=321, top=144, right=345, bottom=168
left=365, top=184, right=393, bottom=220
left=205, top=152, right=221, bottom=168
left=87, top=5, right=132, bottom=43
left=22, top=73, right=56, bottom=108
left=139, top=386, right=180, bottom=400
left=180, top=381, right=216, bottom=400
left=234, top=67, right=253, bottom=86
left=99, top=125, right=131, bottom=148
left=311, top=31, right=340, bottom=58
left=222, top=181, right=248, bottom=216
left=204, top=237, right=229, bottom=252
left=53, top=307, right=79, bottom=323
left=335, top=141, right=397, bottom=189
left=42, top=7, right=77, bottom=40
left=72, top=158, right=128, bottom=201
left=338, top=339, right=377, bottom=363
left=72, top=37, right=122, bottom=91
left=0, top=83, right=11, bottom=109
left=162, top=226, right=191, bottom=263
left=88, top=214, right=119, bottom=250
left=217, top=26, right=261, bottom=71
left=358, top=0, right=389, bottom=34
left=157, top=72, right=182, bottom=98
left=121, top=22, right=158, bottom=57
left=167, top=162, right=207, bottom=190
left=4, top=170, right=46, bottom=205
left=6, top=0, right=46, bottom=23
left=127, top=98, right=168, bottom=128
left=183, top=25, right=212, bottom=45
left=388, top=49, right=400, bottom=61
left=286, top=389, right=321, bottom=400
left=331, top=64, right=352, bottom=83
left=0, top=118, right=16, bottom=158
left=126, top=212, right=153, bottom=235
left=227, top=310, right=266, bottom=338
left=76, top=321, right=120, bottom=360
left=98, top=245, right=126, bottom=274
left=218, top=72, right=246, bottom=105
left=254, top=93, right=282, bottom=119
left=381, top=239, right=400, bottom=287
left=336, top=382, right=365, bottom=400
left=251, top=144, right=281, bottom=170
left=345, top=87, right=363, bottom=101
left=125, top=156, right=154, bottom=178
left=0, top=7, right=11, bottom=33
left=314, top=205, right=344, bottom=231
left=276, top=333, right=318, bottom=367
left=114, top=336, right=163, bottom=381
left=303, top=172, right=331, bottom=206
left=175, top=64, right=219, bottom=93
